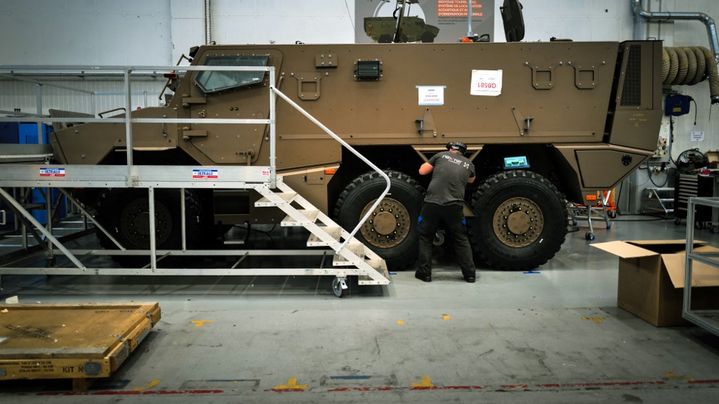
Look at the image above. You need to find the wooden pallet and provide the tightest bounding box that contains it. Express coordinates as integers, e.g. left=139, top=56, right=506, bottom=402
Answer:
left=0, top=302, right=160, bottom=390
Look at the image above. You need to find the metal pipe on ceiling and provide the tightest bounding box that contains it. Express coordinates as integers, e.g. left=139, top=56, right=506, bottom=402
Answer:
left=631, top=0, right=719, bottom=63
left=204, top=0, right=212, bottom=45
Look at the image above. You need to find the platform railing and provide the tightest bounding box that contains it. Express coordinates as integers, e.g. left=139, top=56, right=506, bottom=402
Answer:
left=0, top=63, right=388, bottom=268
left=0, top=64, right=277, bottom=187
left=0, top=64, right=277, bottom=270
left=270, top=87, right=390, bottom=252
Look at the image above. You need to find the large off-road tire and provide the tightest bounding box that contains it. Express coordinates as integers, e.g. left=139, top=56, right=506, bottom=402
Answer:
left=468, top=170, right=567, bottom=270
left=95, top=189, right=212, bottom=252
left=334, top=170, right=424, bottom=270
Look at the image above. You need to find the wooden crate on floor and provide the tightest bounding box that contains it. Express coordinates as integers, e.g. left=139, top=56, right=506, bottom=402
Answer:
left=0, top=302, right=160, bottom=389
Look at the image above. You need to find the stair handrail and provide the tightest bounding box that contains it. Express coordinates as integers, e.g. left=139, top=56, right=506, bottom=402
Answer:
left=270, top=86, right=391, bottom=253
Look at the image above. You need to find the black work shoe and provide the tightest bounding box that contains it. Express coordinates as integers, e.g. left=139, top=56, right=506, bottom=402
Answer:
left=463, top=272, right=476, bottom=283
left=415, top=271, right=432, bottom=282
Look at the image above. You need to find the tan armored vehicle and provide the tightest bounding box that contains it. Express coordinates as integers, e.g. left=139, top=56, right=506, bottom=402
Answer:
left=50, top=4, right=665, bottom=271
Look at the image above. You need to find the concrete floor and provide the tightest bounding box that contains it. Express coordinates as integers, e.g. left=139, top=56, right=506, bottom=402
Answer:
left=1, top=216, right=719, bottom=403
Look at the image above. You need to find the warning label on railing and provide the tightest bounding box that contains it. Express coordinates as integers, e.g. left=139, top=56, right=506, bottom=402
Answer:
left=192, top=169, right=219, bottom=179
left=39, top=167, right=66, bottom=177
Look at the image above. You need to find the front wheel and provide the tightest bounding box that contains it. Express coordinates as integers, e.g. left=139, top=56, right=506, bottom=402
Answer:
left=468, top=170, right=568, bottom=270
left=334, top=170, right=424, bottom=270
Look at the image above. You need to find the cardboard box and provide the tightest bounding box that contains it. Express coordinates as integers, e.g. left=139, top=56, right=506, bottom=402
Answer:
left=592, top=240, right=719, bottom=327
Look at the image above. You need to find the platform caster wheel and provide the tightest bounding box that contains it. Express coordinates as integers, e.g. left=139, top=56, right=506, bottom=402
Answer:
left=606, top=222, right=612, bottom=230
left=585, top=232, right=595, bottom=241
left=332, top=277, right=348, bottom=298
left=608, top=210, right=617, bottom=219
left=675, top=217, right=682, bottom=225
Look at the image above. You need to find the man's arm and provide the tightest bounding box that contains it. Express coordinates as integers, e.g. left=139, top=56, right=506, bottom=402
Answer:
left=419, top=162, right=434, bottom=175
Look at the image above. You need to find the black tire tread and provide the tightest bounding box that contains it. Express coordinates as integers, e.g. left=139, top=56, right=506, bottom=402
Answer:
left=333, top=170, right=424, bottom=269
left=333, top=170, right=424, bottom=218
left=468, top=170, right=567, bottom=270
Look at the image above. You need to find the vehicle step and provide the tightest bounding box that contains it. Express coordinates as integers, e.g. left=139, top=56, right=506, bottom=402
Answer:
left=280, top=209, right=319, bottom=226
left=255, top=192, right=297, bottom=207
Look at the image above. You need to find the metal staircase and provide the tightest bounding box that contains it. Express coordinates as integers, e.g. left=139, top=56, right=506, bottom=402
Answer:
left=255, top=178, right=390, bottom=296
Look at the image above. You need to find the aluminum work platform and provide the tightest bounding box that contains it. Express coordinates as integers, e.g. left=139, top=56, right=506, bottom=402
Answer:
left=0, top=64, right=391, bottom=297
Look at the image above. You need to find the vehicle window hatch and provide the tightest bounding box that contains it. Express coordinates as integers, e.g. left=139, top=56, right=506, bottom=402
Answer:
left=195, top=55, right=269, bottom=93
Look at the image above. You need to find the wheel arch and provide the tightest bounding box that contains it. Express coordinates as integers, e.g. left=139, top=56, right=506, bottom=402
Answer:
left=328, top=145, right=427, bottom=216
left=473, top=144, right=582, bottom=203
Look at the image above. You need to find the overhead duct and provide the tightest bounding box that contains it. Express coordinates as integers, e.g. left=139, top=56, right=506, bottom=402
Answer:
left=204, top=0, right=212, bottom=45
left=632, top=1, right=719, bottom=103
left=631, top=0, right=719, bottom=63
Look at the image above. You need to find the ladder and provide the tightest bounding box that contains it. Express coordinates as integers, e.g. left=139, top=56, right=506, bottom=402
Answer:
left=255, top=178, right=390, bottom=297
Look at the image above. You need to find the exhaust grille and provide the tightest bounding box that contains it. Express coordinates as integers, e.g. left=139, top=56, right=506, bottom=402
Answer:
left=620, top=45, right=642, bottom=106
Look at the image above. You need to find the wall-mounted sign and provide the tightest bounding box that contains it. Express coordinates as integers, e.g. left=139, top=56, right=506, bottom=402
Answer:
left=355, top=0, right=495, bottom=43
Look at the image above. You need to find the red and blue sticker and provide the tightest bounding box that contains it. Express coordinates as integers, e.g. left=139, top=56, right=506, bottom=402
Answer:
left=192, top=168, right=219, bottom=179
left=39, top=167, right=66, bottom=177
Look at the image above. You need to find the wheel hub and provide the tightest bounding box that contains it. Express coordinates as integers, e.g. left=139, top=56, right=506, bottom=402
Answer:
left=121, top=199, right=173, bottom=247
left=359, top=198, right=411, bottom=249
left=131, top=212, right=151, bottom=235
left=373, top=212, right=397, bottom=235
left=507, top=211, right=531, bottom=234
left=493, top=197, right=544, bottom=248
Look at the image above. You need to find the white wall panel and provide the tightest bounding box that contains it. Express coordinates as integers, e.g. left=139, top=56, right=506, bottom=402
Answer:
left=0, top=0, right=172, bottom=65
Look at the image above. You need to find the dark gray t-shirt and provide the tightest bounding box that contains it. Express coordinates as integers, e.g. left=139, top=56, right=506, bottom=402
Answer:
left=424, top=151, right=476, bottom=205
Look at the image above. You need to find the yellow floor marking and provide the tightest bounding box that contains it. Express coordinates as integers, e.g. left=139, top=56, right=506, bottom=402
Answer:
left=582, top=316, right=605, bottom=324
left=396, top=319, right=405, bottom=326
left=132, top=378, right=160, bottom=391
left=442, top=314, right=451, bottom=321
left=272, top=377, right=308, bottom=391
left=664, top=370, right=690, bottom=380
left=191, top=320, right=214, bottom=328
left=411, top=375, right=434, bottom=389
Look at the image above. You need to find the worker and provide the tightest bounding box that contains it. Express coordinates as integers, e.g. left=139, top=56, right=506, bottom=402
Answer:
left=416, top=141, right=477, bottom=283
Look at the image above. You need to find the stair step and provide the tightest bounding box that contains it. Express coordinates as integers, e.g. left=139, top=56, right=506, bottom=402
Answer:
left=255, top=192, right=297, bottom=207
left=332, top=241, right=368, bottom=266
left=307, top=226, right=342, bottom=247
left=357, top=265, right=389, bottom=285
left=358, top=258, right=390, bottom=285
left=280, top=209, right=319, bottom=227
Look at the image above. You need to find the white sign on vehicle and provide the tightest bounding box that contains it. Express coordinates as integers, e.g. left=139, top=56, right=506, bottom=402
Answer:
left=417, top=85, right=445, bottom=106
left=470, top=69, right=503, bottom=96
left=690, top=130, right=704, bottom=142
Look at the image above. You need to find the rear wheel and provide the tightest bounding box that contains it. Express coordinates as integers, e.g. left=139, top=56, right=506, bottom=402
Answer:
left=334, top=170, right=424, bottom=270
left=468, top=170, right=567, bottom=270
left=96, top=189, right=212, bottom=253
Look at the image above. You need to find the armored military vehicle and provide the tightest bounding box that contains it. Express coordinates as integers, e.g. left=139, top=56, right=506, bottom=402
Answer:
left=50, top=3, right=665, bottom=271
